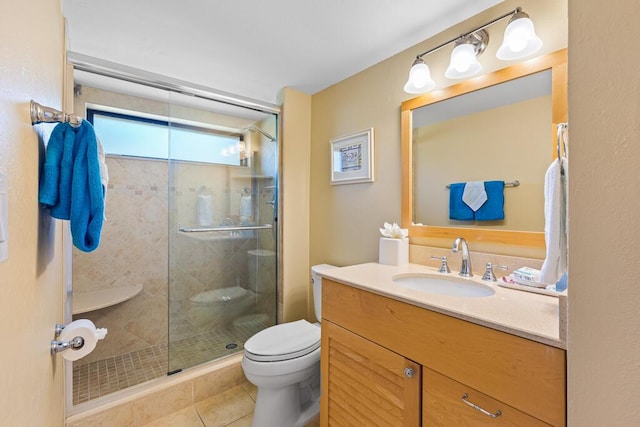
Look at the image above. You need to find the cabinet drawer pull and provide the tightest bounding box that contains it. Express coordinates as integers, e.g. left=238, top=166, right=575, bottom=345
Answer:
left=404, top=367, right=414, bottom=378
left=461, top=393, right=502, bottom=418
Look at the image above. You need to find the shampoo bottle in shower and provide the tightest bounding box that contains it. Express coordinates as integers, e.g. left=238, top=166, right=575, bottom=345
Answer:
left=196, top=186, right=213, bottom=226
left=240, top=187, right=252, bottom=222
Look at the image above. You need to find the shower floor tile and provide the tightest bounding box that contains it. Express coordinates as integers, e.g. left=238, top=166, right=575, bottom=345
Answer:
left=73, top=322, right=267, bottom=405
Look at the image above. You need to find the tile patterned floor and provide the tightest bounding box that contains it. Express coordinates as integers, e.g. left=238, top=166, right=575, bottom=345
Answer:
left=143, top=382, right=321, bottom=427
left=74, top=321, right=267, bottom=404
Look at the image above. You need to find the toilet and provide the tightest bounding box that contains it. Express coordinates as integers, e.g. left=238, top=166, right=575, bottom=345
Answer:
left=242, top=264, right=337, bottom=427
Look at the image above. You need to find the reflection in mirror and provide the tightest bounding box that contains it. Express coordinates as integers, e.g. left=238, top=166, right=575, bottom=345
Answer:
left=401, top=49, right=567, bottom=248
left=413, top=69, right=551, bottom=232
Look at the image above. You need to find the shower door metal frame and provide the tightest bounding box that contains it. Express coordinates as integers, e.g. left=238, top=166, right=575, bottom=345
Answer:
left=67, top=52, right=280, bottom=115
left=64, top=53, right=281, bottom=415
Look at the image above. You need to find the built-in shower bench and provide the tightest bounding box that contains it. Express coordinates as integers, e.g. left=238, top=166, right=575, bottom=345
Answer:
left=72, top=283, right=143, bottom=315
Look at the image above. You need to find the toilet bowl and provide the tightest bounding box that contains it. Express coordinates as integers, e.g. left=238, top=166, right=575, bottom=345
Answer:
left=241, top=264, right=337, bottom=427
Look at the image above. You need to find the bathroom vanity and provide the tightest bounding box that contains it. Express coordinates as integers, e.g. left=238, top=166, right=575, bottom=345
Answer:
left=319, top=263, right=566, bottom=426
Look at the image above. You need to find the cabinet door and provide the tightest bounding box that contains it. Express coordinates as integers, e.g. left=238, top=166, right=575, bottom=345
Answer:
left=423, top=367, right=552, bottom=426
left=321, top=321, right=421, bottom=427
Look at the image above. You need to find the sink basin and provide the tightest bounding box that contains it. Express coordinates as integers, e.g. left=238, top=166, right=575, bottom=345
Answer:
left=392, top=273, right=495, bottom=298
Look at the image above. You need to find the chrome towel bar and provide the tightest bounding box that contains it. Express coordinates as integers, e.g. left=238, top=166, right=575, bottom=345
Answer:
left=30, top=100, right=82, bottom=127
left=445, top=180, right=519, bottom=189
left=179, top=224, right=273, bottom=233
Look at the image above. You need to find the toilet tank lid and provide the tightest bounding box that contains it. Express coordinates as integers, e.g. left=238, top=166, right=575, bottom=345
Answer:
left=244, top=320, right=320, bottom=361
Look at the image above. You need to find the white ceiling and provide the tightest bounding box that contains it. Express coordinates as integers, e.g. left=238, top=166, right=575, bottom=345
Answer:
left=62, top=0, right=501, bottom=105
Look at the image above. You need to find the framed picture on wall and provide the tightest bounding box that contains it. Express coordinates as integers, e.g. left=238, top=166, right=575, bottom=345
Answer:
left=330, top=128, right=374, bottom=185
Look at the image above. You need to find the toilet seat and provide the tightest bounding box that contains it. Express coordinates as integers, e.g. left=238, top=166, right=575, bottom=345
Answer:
left=244, top=320, right=320, bottom=362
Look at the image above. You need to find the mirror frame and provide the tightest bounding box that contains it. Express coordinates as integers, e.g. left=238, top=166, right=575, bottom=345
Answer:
left=401, top=49, right=567, bottom=248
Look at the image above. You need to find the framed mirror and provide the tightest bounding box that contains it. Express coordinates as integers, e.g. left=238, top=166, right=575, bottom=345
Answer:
left=401, top=49, right=567, bottom=248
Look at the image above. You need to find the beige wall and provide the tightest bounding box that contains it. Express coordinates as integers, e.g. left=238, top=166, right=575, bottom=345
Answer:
left=0, top=0, right=66, bottom=425
left=279, top=88, right=313, bottom=322
left=568, top=0, right=640, bottom=425
left=310, top=0, right=568, bottom=267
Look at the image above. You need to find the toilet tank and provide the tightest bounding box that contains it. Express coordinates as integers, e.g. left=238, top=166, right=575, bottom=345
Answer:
left=311, top=264, right=338, bottom=322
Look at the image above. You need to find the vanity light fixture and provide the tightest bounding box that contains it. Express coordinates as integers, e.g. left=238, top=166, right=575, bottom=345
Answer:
left=444, top=30, right=488, bottom=79
left=404, top=7, right=543, bottom=94
left=403, top=57, right=436, bottom=94
left=496, top=9, right=543, bottom=60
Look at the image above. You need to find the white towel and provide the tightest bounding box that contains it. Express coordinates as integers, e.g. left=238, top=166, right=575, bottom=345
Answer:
left=97, top=137, right=109, bottom=191
left=462, top=181, right=488, bottom=211
left=97, top=137, right=109, bottom=219
left=540, top=158, right=568, bottom=284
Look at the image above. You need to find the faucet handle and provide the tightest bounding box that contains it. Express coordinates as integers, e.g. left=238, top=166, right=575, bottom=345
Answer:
left=481, top=262, right=508, bottom=281
left=430, top=256, right=451, bottom=273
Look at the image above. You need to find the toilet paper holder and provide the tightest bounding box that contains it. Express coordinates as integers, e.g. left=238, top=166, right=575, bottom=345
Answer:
left=51, top=321, right=108, bottom=358
left=51, top=337, right=85, bottom=355
left=51, top=323, right=85, bottom=355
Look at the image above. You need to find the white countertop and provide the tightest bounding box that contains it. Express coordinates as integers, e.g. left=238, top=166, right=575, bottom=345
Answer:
left=320, top=263, right=566, bottom=349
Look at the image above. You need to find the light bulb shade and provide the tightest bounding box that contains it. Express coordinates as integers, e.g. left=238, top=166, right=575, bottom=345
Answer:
left=445, top=43, right=482, bottom=79
left=403, top=59, right=435, bottom=94
left=497, top=15, right=543, bottom=60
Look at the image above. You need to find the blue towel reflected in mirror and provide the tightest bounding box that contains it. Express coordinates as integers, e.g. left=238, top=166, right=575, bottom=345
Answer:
left=475, top=180, right=505, bottom=221
left=449, top=180, right=504, bottom=221
left=449, top=183, right=475, bottom=220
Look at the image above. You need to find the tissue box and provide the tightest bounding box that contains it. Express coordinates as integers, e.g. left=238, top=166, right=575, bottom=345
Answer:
left=379, top=237, right=408, bottom=266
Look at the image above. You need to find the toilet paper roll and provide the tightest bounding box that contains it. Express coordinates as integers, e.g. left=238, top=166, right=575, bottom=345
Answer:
left=58, top=319, right=107, bottom=361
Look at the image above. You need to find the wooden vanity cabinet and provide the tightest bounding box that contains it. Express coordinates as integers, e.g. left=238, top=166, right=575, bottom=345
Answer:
left=321, top=321, right=421, bottom=426
left=320, top=279, right=566, bottom=427
left=423, top=367, right=552, bottom=426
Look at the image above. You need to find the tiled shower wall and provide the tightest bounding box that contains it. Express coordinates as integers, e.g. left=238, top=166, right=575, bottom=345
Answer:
left=71, top=85, right=278, bottom=371
left=72, top=154, right=277, bottom=365
left=72, top=156, right=169, bottom=364
left=168, top=158, right=277, bottom=344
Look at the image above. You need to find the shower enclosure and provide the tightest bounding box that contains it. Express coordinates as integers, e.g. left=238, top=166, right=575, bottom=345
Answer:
left=69, top=70, right=278, bottom=405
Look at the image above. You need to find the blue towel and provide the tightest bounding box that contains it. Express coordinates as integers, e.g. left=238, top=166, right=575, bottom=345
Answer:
left=39, top=123, right=73, bottom=217
left=449, top=183, right=475, bottom=220
left=39, top=120, right=104, bottom=252
left=555, top=272, right=568, bottom=292
left=475, top=180, right=505, bottom=221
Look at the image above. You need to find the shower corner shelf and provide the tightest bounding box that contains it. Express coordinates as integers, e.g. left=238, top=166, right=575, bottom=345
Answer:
left=72, top=283, right=143, bottom=315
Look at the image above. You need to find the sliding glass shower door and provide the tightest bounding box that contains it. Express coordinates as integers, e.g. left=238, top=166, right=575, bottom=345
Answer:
left=167, top=92, right=278, bottom=373
left=70, top=71, right=278, bottom=405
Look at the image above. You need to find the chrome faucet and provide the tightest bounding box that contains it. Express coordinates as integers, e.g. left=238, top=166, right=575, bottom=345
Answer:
left=452, top=237, right=472, bottom=277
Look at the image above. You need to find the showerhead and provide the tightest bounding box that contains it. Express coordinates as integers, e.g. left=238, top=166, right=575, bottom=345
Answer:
left=245, top=125, right=276, bottom=142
